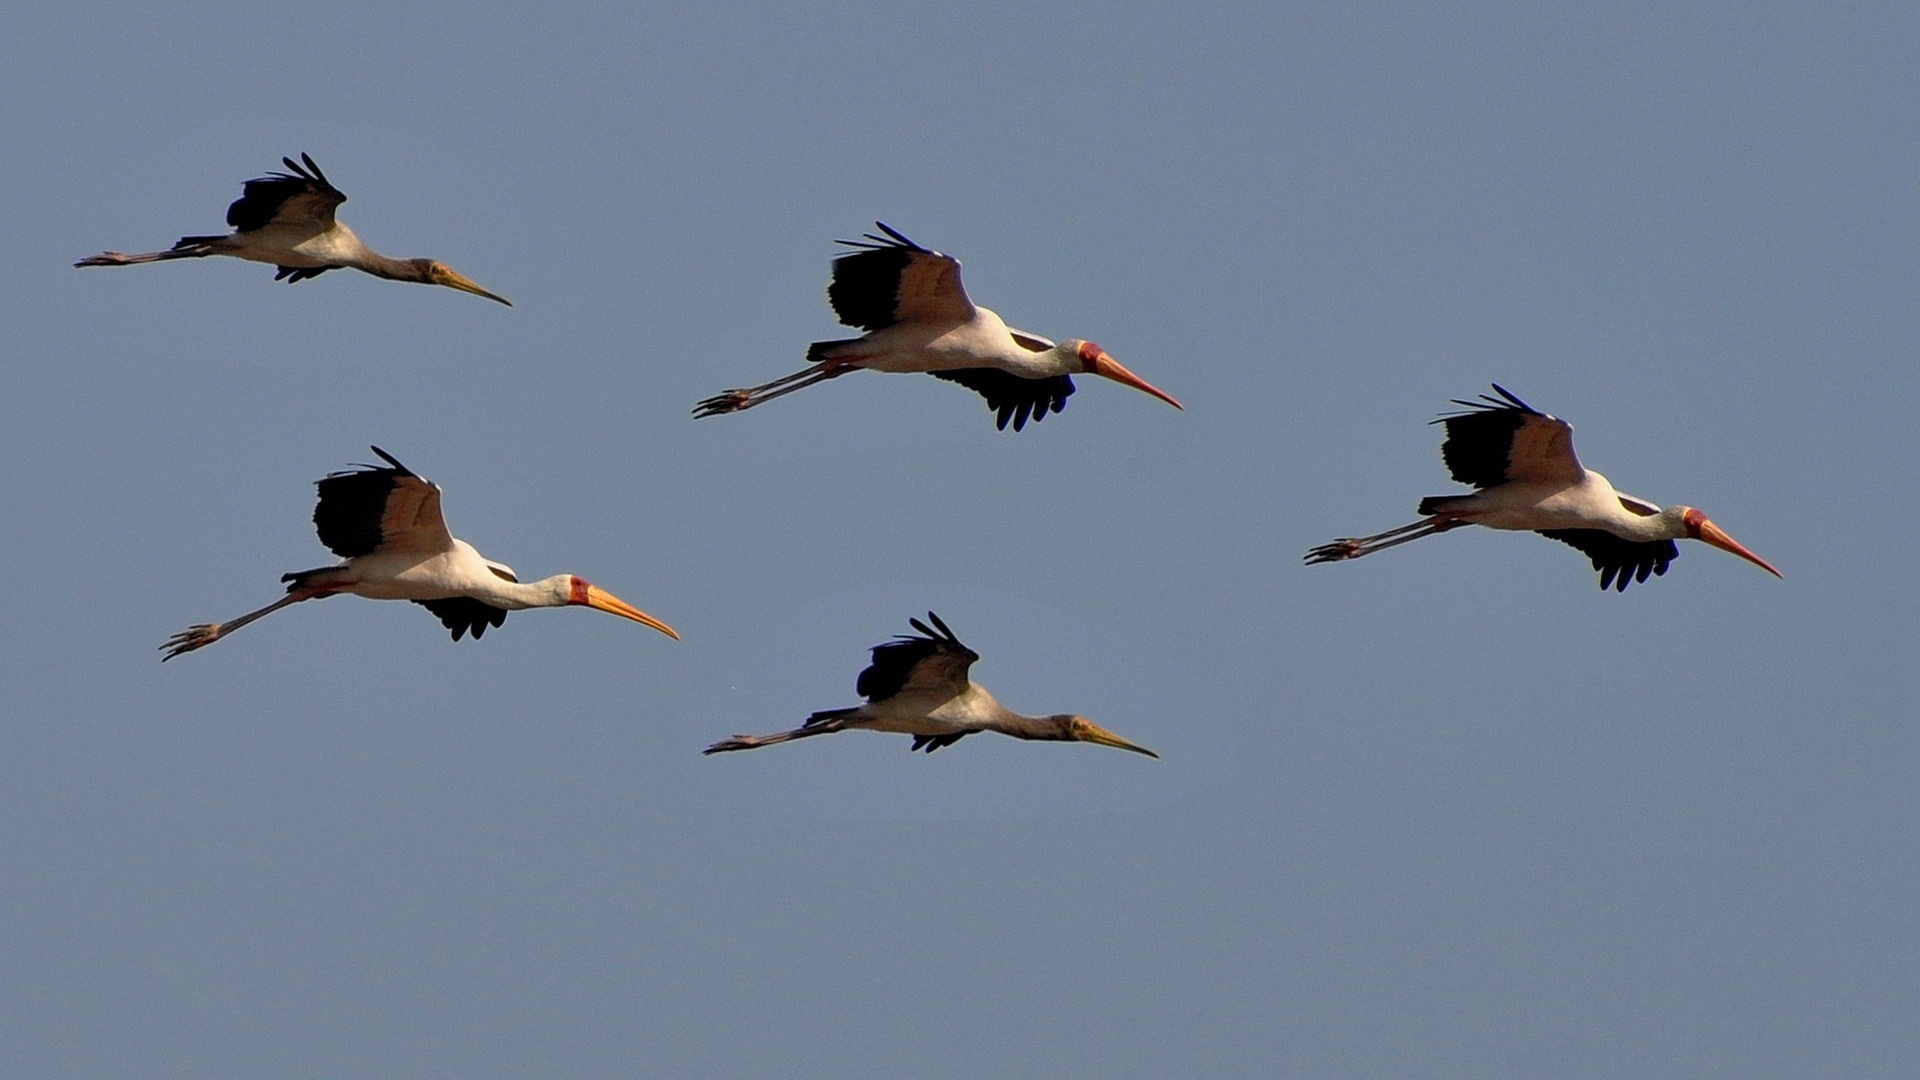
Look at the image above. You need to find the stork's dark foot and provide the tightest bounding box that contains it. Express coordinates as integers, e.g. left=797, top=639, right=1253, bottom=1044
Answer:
left=692, top=390, right=753, bottom=419
left=74, top=252, right=133, bottom=268
left=160, top=623, right=223, bottom=661
left=1304, top=539, right=1365, bottom=565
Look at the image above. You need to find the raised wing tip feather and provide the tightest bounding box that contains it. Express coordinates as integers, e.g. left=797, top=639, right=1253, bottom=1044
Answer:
left=1487, top=383, right=1534, bottom=411
left=1433, top=383, right=1541, bottom=423
left=836, top=221, right=927, bottom=253
left=367, top=445, right=413, bottom=474
left=874, top=222, right=919, bottom=247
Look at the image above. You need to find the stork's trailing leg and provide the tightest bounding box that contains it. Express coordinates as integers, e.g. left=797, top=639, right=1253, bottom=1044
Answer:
left=1304, top=517, right=1464, bottom=564
left=76, top=239, right=222, bottom=268
left=692, top=361, right=860, bottom=419
left=703, top=710, right=855, bottom=754
left=160, top=588, right=323, bottom=661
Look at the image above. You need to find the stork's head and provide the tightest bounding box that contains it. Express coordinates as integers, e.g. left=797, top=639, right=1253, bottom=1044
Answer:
left=1060, top=714, right=1159, bottom=758
left=564, top=576, right=680, bottom=638
left=1065, top=340, right=1183, bottom=411
left=1674, top=507, right=1782, bottom=578
left=423, top=260, right=513, bottom=306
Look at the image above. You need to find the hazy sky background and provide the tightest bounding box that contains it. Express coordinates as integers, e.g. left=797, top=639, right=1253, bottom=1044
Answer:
left=3, top=3, right=1915, bottom=1076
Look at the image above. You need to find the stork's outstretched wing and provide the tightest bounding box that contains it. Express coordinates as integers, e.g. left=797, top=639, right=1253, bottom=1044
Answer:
left=312, top=446, right=454, bottom=558
left=1436, top=384, right=1584, bottom=488
left=227, top=153, right=346, bottom=233
left=929, top=368, right=1076, bottom=431
left=1539, top=529, right=1679, bottom=591
left=828, top=223, right=976, bottom=331
left=855, top=612, right=980, bottom=701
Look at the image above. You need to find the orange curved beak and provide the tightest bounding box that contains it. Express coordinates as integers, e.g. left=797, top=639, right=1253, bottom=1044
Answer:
left=430, top=263, right=513, bottom=306
left=1071, top=717, right=1160, bottom=758
left=582, top=585, right=680, bottom=639
left=1086, top=351, right=1183, bottom=411
left=1694, top=518, right=1782, bottom=579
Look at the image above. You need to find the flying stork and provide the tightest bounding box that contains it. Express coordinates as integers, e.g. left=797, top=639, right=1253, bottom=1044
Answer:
left=161, top=447, right=676, bottom=660
left=703, top=612, right=1158, bottom=756
left=693, top=223, right=1182, bottom=431
left=77, top=154, right=511, bottom=305
left=1305, top=385, right=1782, bottom=590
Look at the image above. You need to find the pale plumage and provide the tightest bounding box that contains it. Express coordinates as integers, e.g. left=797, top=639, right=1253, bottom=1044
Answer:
left=161, top=448, right=674, bottom=659
left=703, top=613, right=1157, bottom=756
left=77, top=154, right=510, bottom=304
left=694, top=223, right=1182, bottom=430
left=1306, top=385, right=1782, bottom=590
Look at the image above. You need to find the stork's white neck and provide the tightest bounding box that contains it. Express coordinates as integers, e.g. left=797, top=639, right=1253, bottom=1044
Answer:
left=475, top=573, right=576, bottom=610
left=1608, top=501, right=1689, bottom=542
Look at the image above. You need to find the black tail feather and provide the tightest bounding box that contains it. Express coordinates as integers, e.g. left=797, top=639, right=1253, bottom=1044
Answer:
left=804, top=706, right=858, bottom=729
left=278, top=566, right=336, bottom=592
left=806, top=338, right=864, bottom=364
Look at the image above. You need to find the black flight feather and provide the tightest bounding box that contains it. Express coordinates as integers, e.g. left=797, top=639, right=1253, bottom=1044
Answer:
left=1433, top=383, right=1544, bottom=489
left=411, top=597, right=509, bottom=641
left=225, top=153, right=344, bottom=232
left=826, top=222, right=933, bottom=332
left=928, top=368, right=1075, bottom=432
left=855, top=611, right=978, bottom=701
left=1538, top=529, right=1679, bottom=591
left=310, top=446, right=416, bottom=559
left=910, top=732, right=972, bottom=753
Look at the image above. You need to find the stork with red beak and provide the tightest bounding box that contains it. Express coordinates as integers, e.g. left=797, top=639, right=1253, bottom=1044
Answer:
left=694, top=223, right=1182, bottom=431
left=161, top=447, right=676, bottom=659
left=1306, top=385, right=1782, bottom=590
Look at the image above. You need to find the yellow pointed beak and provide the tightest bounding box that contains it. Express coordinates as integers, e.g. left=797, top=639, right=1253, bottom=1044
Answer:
left=1694, top=518, right=1783, bottom=578
left=584, top=585, right=679, bottom=639
left=1071, top=717, right=1159, bottom=758
left=430, top=263, right=513, bottom=306
left=1086, top=351, right=1183, bottom=411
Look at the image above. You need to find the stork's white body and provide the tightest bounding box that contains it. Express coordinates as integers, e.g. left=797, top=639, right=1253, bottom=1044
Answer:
left=299, top=538, right=560, bottom=608
left=216, top=219, right=371, bottom=272
left=1439, top=469, right=1670, bottom=538
left=851, top=682, right=1005, bottom=738
left=846, top=305, right=1063, bottom=377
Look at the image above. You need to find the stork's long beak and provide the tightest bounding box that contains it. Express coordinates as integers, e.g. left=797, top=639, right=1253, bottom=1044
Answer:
left=1694, top=518, right=1783, bottom=578
left=583, top=585, right=680, bottom=639
left=1086, top=351, right=1183, bottom=411
left=430, top=264, right=513, bottom=306
left=1072, top=717, right=1159, bottom=758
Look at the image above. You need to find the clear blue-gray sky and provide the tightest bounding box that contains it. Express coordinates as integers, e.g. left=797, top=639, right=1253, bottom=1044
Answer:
left=4, top=4, right=1916, bottom=1076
